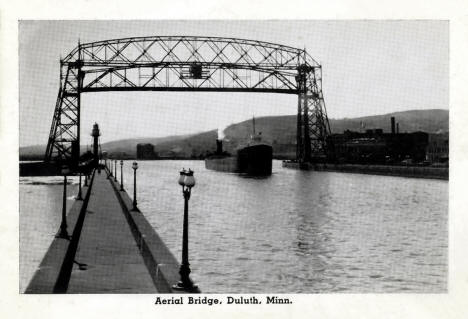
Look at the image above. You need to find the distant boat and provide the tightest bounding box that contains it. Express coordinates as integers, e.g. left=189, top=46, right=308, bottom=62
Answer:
left=205, top=117, right=273, bottom=176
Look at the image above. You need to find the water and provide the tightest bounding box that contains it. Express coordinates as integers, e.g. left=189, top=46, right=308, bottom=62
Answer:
left=19, top=176, right=78, bottom=293
left=19, top=160, right=448, bottom=293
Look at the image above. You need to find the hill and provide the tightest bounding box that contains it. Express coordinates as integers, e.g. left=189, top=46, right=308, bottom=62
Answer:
left=152, top=130, right=218, bottom=158
left=329, top=109, right=448, bottom=134
left=99, top=134, right=192, bottom=157
left=224, top=109, right=448, bottom=140
left=221, top=109, right=448, bottom=157
left=19, top=134, right=193, bottom=160
left=20, top=109, right=448, bottom=160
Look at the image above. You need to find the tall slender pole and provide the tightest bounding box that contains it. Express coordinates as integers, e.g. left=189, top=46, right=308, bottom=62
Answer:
left=62, top=175, right=67, bottom=227
left=57, top=175, right=69, bottom=239
left=173, top=168, right=197, bottom=291
left=77, top=172, right=83, bottom=200
left=180, top=189, right=190, bottom=282
left=132, top=168, right=137, bottom=210
left=120, top=161, right=124, bottom=191
left=114, top=160, right=117, bottom=182
left=84, top=171, right=88, bottom=186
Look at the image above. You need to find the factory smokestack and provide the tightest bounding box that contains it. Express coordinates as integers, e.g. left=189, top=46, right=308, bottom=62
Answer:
left=391, top=117, right=396, bottom=134
left=396, top=122, right=399, bottom=134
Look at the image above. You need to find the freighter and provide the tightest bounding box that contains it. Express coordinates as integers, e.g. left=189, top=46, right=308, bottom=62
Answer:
left=205, top=118, right=273, bottom=176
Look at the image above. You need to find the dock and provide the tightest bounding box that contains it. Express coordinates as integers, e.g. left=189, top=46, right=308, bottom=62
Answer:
left=283, top=161, right=449, bottom=180
left=25, top=167, right=198, bottom=294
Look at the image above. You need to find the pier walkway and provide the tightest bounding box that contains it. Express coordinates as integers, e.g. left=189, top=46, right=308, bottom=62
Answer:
left=26, top=167, right=193, bottom=294
left=66, top=171, right=157, bottom=293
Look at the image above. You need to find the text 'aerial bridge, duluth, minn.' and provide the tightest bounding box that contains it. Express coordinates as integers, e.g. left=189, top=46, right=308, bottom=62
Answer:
left=44, top=35, right=332, bottom=169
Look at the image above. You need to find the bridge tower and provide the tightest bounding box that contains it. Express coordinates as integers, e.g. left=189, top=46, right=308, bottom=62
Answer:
left=295, top=63, right=332, bottom=163
left=44, top=45, right=83, bottom=164
left=44, top=36, right=332, bottom=165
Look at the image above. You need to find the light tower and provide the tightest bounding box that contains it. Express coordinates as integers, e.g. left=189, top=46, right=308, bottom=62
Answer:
left=91, top=123, right=100, bottom=167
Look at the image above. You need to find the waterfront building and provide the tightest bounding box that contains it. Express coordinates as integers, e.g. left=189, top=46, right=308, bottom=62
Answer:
left=137, top=143, right=158, bottom=159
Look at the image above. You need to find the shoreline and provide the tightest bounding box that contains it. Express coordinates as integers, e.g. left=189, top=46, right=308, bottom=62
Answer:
left=283, top=161, right=448, bottom=180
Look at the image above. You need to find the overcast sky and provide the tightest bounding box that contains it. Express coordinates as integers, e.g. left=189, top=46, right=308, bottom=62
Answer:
left=19, top=20, right=448, bottom=146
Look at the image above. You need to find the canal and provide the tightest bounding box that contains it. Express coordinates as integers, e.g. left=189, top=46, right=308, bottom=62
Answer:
left=19, top=160, right=448, bottom=293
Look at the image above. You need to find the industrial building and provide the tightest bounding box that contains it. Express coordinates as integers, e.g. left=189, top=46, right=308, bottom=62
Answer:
left=328, top=117, right=429, bottom=164
left=427, top=133, right=449, bottom=163
left=136, top=143, right=158, bottom=159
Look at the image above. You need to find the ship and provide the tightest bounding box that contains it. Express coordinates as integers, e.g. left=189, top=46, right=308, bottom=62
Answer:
left=205, top=118, right=273, bottom=176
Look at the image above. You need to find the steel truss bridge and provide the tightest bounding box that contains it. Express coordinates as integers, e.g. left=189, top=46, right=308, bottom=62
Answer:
left=45, top=36, right=332, bottom=164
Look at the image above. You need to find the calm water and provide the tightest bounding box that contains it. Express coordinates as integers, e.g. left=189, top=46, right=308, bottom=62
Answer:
left=19, top=176, right=79, bottom=292
left=19, top=160, right=448, bottom=293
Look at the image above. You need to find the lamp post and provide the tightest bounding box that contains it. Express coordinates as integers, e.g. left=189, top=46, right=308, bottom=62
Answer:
left=132, top=161, right=139, bottom=211
left=76, top=171, right=83, bottom=200
left=103, top=151, right=108, bottom=174
left=57, top=166, right=71, bottom=239
left=120, top=160, right=124, bottom=191
left=106, top=158, right=111, bottom=179
left=173, top=168, right=197, bottom=291
left=114, top=160, right=118, bottom=182
left=84, top=170, right=88, bottom=187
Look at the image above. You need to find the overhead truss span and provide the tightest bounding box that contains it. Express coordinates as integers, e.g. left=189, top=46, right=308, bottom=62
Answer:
left=45, top=36, right=332, bottom=164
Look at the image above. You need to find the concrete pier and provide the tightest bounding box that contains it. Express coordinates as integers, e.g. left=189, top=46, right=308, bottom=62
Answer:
left=66, top=170, right=157, bottom=293
left=25, top=174, right=94, bottom=293
left=25, top=167, right=196, bottom=293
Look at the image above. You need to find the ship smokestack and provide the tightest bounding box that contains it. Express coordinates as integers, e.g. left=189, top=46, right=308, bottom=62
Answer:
left=216, top=139, right=223, bottom=155
left=391, top=117, right=396, bottom=134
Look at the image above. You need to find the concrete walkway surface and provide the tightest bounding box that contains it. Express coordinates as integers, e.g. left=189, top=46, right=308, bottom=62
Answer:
left=66, top=171, right=158, bottom=293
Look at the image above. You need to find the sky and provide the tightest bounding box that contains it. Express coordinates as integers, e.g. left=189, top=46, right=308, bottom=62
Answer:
left=19, top=20, right=448, bottom=146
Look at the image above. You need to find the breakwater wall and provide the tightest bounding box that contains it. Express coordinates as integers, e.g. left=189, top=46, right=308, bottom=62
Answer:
left=107, top=168, right=200, bottom=293
left=25, top=171, right=96, bottom=293
left=25, top=167, right=198, bottom=293
left=283, top=161, right=448, bottom=180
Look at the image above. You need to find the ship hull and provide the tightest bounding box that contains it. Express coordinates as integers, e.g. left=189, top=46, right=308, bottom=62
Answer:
left=237, top=144, right=272, bottom=175
left=204, top=156, right=239, bottom=173
left=205, top=144, right=273, bottom=176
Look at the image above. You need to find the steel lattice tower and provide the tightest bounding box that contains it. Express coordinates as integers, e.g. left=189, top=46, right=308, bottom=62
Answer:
left=44, top=36, right=331, bottom=165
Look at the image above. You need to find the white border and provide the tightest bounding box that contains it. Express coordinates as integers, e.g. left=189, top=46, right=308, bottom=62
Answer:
left=1, top=1, right=468, bottom=318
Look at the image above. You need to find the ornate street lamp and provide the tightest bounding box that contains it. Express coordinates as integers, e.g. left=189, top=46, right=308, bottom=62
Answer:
left=56, top=165, right=71, bottom=239
left=132, top=161, right=139, bottom=211
left=114, top=160, right=118, bottom=182
left=103, top=151, right=108, bottom=168
left=106, top=162, right=111, bottom=179
left=120, top=160, right=124, bottom=191
left=84, top=170, right=88, bottom=187
left=109, top=158, right=113, bottom=177
left=76, top=170, right=83, bottom=200
left=173, top=168, right=197, bottom=291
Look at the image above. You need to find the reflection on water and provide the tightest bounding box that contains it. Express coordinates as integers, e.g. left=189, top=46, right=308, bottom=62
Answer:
left=19, top=161, right=447, bottom=293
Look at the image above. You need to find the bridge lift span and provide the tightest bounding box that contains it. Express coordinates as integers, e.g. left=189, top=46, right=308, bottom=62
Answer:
left=45, top=36, right=332, bottom=166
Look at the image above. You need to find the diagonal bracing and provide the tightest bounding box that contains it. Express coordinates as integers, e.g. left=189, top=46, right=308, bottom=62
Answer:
left=45, top=36, right=331, bottom=164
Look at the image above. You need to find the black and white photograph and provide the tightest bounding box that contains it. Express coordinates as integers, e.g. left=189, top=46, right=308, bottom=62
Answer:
left=2, top=0, right=468, bottom=315
left=17, top=20, right=449, bottom=295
